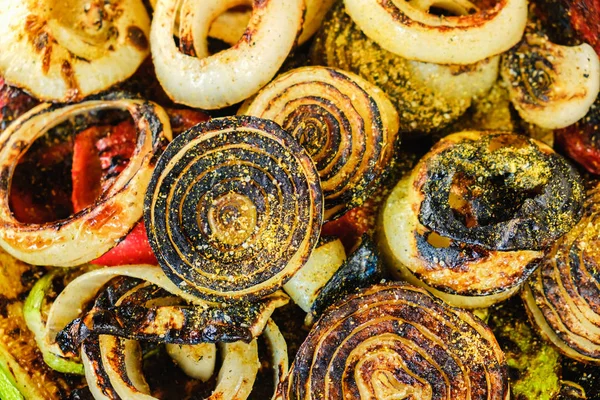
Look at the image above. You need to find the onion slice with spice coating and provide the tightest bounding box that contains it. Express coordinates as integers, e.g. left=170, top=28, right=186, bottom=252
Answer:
left=522, top=187, right=600, bottom=364
left=0, top=0, right=150, bottom=102
left=379, top=131, right=584, bottom=308
left=0, top=96, right=172, bottom=267
left=277, top=283, right=509, bottom=399
left=151, top=0, right=303, bottom=109
left=501, top=28, right=600, bottom=129
left=145, top=116, right=323, bottom=303
left=343, top=0, right=527, bottom=64
left=241, top=66, right=399, bottom=221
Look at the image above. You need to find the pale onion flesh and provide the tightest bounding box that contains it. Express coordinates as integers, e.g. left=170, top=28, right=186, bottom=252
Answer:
left=208, top=0, right=336, bottom=45
left=166, top=343, right=217, bottom=381
left=502, top=32, right=600, bottom=129
left=0, top=99, right=172, bottom=267
left=343, top=0, right=527, bottom=64
left=0, top=0, right=150, bottom=102
left=151, top=0, right=304, bottom=109
left=283, top=239, right=346, bottom=312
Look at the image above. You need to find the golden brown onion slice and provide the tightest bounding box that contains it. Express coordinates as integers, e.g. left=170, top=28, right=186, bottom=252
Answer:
left=0, top=0, right=150, bottom=102
left=0, top=96, right=172, bottom=267
left=343, top=0, right=527, bottom=64
left=523, top=188, right=600, bottom=364
left=501, top=28, right=600, bottom=129
left=310, top=3, right=499, bottom=135
left=145, top=116, right=323, bottom=303
left=208, top=0, right=336, bottom=46
left=379, top=131, right=584, bottom=308
left=151, top=0, right=303, bottom=109
left=278, top=283, right=509, bottom=399
left=241, top=66, right=399, bottom=221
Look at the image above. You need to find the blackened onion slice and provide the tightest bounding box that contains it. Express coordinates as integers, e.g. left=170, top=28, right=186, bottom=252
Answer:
left=145, top=116, right=323, bottom=303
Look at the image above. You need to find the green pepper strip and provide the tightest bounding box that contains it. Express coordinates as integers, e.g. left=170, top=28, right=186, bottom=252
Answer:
left=0, top=360, right=23, bottom=400
left=23, top=271, right=84, bottom=375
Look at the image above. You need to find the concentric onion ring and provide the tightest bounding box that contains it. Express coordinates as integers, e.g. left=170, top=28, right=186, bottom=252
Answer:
left=145, top=116, right=323, bottom=303
left=501, top=27, right=600, bottom=129
left=0, top=95, right=171, bottom=267
left=278, top=283, right=509, bottom=399
left=151, top=0, right=304, bottom=109
left=379, top=131, right=584, bottom=308
left=241, top=66, right=399, bottom=221
left=0, top=0, right=150, bottom=102
left=343, top=0, right=527, bottom=64
left=523, top=188, right=600, bottom=364
left=310, top=2, right=499, bottom=135
left=208, top=0, right=336, bottom=46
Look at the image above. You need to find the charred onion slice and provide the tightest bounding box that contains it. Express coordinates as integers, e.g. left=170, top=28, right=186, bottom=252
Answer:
left=208, top=0, right=336, bottom=46
left=151, top=0, right=303, bottom=109
left=310, top=3, right=499, bottom=135
left=278, top=283, right=509, bottom=399
left=343, top=0, right=526, bottom=64
left=0, top=0, right=150, bottom=102
left=379, top=131, right=584, bottom=308
left=0, top=97, right=171, bottom=267
left=145, top=116, right=323, bottom=303
left=242, top=66, right=399, bottom=220
left=501, top=28, right=600, bottom=129
left=523, top=188, right=600, bottom=364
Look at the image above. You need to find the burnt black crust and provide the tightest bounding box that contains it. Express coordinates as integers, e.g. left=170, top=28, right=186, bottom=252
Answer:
left=419, top=133, right=584, bottom=251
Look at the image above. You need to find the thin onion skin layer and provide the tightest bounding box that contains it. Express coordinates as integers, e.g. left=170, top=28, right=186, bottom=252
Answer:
left=343, top=0, right=527, bottom=64
left=145, top=116, right=323, bottom=303
left=151, top=0, right=304, bottom=109
left=379, top=131, right=584, bottom=308
left=523, top=188, right=600, bottom=364
left=278, top=283, right=509, bottom=400
left=242, top=66, right=399, bottom=221
left=0, top=0, right=150, bottom=102
left=0, top=94, right=172, bottom=267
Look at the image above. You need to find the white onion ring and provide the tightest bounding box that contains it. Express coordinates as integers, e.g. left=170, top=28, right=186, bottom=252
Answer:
left=151, top=0, right=304, bottom=109
left=0, top=0, right=150, bottom=102
left=208, top=0, right=336, bottom=46
left=0, top=98, right=172, bottom=267
left=343, top=0, right=527, bottom=64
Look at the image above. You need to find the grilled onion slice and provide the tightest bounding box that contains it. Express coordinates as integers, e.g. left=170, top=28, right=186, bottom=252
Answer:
left=145, top=116, right=323, bottom=303
left=310, top=3, right=499, bottom=135
left=151, top=0, right=303, bottom=109
left=343, top=0, right=527, bottom=64
left=0, top=0, right=150, bottom=102
left=523, top=188, right=600, bottom=364
left=379, top=131, right=584, bottom=308
left=208, top=0, right=336, bottom=46
left=501, top=28, right=600, bottom=129
left=241, top=66, right=399, bottom=221
left=0, top=96, right=171, bottom=267
left=278, top=283, right=509, bottom=399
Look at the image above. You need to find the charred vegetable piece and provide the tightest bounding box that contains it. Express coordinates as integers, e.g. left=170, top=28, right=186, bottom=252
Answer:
left=23, top=271, right=84, bottom=375
left=145, top=116, right=323, bottom=303
left=523, top=185, right=600, bottom=364
left=306, top=235, right=386, bottom=324
left=279, top=283, right=509, bottom=399
left=241, top=66, right=399, bottom=221
left=0, top=77, right=38, bottom=132
left=380, top=131, right=584, bottom=308
left=488, top=299, right=562, bottom=400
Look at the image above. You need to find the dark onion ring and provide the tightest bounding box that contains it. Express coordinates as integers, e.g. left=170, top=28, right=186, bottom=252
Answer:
left=379, top=131, right=584, bottom=308
left=0, top=94, right=172, bottom=267
left=145, top=116, right=323, bottom=303
left=523, top=187, right=600, bottom=364
left=278, top=283, right=509, bottom=400
left=241, top=66, right=399, bottom=221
